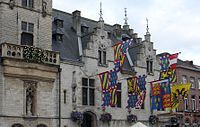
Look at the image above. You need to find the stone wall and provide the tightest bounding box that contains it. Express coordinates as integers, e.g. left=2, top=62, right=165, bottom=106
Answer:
left=0, top=0, right=52, bottom=49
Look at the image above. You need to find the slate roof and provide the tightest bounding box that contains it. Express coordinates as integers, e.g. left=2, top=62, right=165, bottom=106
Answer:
left=52, top=9, right=143, bottom=72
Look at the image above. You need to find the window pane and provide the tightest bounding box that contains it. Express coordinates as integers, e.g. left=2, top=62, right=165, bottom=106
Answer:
left=98, top=50, right=102, bottom=64
left=21, top=32, right=33, bottom=46
left=82, top=78, right=88, bottom=86
left=56, top=20, right=63, bottom=28
left=22, top=0, right=27, bottom=7
left=117, top=83, right=121, bottom=90
left=89, top=79, right=94, bottom=87
left=29, top=0, right=34, bottom=8
left=150, top=61, right=153, bottom=72
left=63, top=90, right=66, bottom=104
left=198, top=79, right=200, bottom=89
left=103, top=51, right=106, bottom=65
left=56, top=34, right=63, bottom=42
left=89, top=89, right=95, bottom=106
left=182, top=75, right=187, bottom=84
left=21, top=21, right=27, bottom=31
left=82, top=88, right=87, bottom=105
left=28, top=23, right=34, bottom=33
left=147, top=60, right=149, bottom=73
left=190, top=77, right=195, bottom=88
left=117, top=91, right=121, bottom=107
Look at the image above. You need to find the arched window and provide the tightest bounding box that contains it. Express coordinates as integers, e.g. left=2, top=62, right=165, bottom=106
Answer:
left=12, top=123, right=24, bottom=127
left=37, top=124, right=47, bottom=127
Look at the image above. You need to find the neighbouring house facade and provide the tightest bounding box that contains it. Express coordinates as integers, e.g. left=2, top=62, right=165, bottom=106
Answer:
left=176, top=60, right=200, bottom=127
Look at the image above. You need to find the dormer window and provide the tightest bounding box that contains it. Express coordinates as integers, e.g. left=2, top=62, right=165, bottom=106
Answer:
left=98, top=44, right=106, bottom=66
left=53, top=33, right=63, bottom=42
left=55, top=19, right=63, bottom=28
left=81, top=25, right=89, bottom=34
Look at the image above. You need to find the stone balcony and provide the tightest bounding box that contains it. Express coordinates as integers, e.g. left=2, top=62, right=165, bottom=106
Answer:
left=0, top=43, right=60, bottom=66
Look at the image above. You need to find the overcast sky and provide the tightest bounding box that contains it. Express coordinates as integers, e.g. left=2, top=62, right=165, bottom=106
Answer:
left=53, top=0, right=200, bottom=65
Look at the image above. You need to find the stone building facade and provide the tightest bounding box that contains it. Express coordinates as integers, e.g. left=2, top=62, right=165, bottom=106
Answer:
left=52, top=8, right=161, bottom=127
left=0, top=0, right=174, bottom=127
left=0, top=0, right=60, bottom=127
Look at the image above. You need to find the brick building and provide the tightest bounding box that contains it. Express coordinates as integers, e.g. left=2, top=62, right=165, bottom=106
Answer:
left=176, top=60, right=200, bottom=127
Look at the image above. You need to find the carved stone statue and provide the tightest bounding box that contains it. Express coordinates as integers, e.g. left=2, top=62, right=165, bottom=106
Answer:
left=26, top=95, right=32, bottom=116
left=42, top=0, right=47, bottom=17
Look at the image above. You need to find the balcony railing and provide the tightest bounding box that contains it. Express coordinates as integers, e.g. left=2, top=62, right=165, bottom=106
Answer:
left=1, top=43, right=60, bottom=65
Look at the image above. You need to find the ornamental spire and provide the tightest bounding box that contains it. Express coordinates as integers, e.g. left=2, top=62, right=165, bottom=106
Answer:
left=99, top=2, right=103, bottom=21
left=124, top=8, right=128, bottom=25
left=146, top=18, right=150, bottom=34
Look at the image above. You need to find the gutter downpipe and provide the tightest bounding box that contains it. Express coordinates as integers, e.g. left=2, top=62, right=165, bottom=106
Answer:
left=58, top=67, right=62, bottom=127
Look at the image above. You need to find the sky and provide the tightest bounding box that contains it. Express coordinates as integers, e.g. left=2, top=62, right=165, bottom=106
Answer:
left=53, top=0, right=200, bottom=65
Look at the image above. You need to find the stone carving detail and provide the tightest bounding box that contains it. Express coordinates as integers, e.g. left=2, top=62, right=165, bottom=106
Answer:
left=24, top=81, right=37, bottom=116
left=42, top=0, right=47, bottom=17
left=9, top=0, right=15, bottom=9
left=72, top=71, right=77, bottom=109
left=23, top=46, right=46, bottom=63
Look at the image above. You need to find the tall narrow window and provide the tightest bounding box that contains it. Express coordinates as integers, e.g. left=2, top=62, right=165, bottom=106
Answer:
left=198, top=79, right=200, bottom=89
left=116, top=83, right=121, bottom=108
left=63, top=90, right=66, bottom=104
left=190, top=77, right=195, bottom=88
left=147, top=59, right=153, bottom=74
left=22, top=0, right=34, bottom=8
left=184, top=98, right=188, bottom=111
left=21, top=21, right=34, bottom=46
left=182, top=75, right=187, bottom=84
left=82, top=78, right=95, bottom=106
left=98, top=45, right=106, bottom=66
left=192, top=95, right=196, bottom=111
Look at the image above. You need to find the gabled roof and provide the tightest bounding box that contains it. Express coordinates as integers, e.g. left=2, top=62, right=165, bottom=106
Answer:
left=52, top=9, right=144, bottom=73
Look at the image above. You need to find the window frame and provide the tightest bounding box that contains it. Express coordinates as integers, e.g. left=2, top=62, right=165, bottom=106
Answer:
left=191, top=95, right=196, bottom=111
left=146, top=58, right=153, bottom=74
left=82, top=78, right=95, bottom=106
left=184, top=98, right=188, bottom=111
left=190, top=77, right=195, bottom=88
left=22, top=0, right=34, bottom=8
left=182, top=75, right=187, bottom=84
left=98, top=45, right=107, bottom=66
left=116, top=83, right=122, bottom=108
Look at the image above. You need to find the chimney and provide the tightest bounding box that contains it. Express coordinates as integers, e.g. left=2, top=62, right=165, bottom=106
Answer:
left=113, top=24, right=121, bottom=30
left=72, top=10, right=82, bottom=58
left=72, top=10, right=81, bottom=36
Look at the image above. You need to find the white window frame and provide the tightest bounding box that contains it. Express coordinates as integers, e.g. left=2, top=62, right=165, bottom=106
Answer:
left=198, top=78, right=200, bottom=89
left=192, top=97, right=196, bottom=111
left=184, top=98, right=188, bottom=111
left=182, top=75, right=187, bottom=84
left=190, top=77, right=195, bottom=88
